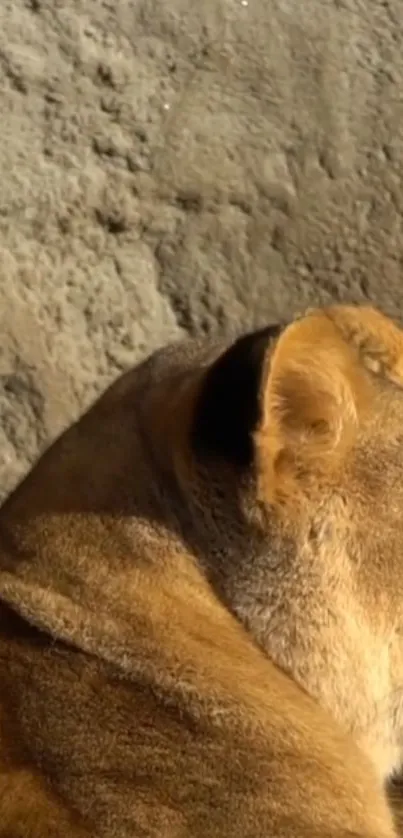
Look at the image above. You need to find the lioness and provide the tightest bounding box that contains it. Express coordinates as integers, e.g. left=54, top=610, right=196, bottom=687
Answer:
left=1, top=304, right=403, bottom=837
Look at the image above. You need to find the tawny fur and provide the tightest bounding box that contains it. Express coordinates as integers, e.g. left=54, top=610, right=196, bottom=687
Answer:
left=1, top=305, right=403, bottom=836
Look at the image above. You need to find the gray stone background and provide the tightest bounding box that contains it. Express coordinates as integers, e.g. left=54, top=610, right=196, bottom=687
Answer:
left=1, top=0, right=403, bottom=500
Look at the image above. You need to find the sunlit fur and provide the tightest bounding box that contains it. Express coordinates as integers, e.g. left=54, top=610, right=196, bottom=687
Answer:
left=1, top=305, right=403, bottom=836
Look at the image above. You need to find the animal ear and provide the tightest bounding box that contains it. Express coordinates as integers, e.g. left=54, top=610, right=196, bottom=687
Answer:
left=191, top=310, right=373, bottom=481
left=191, top=323, right=283, bottom=467
left=255, top=310, right=372, bottom=500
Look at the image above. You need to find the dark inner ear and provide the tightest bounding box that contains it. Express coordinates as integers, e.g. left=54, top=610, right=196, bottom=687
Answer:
left=191, top=323, right=284, bottom=467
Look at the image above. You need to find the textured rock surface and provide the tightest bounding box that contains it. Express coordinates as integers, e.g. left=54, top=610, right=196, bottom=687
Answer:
left=1, top=0, right=403, bottom=498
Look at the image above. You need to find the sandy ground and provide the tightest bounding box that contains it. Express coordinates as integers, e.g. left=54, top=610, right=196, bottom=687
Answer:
left=1, top=0, right=403, bottom=498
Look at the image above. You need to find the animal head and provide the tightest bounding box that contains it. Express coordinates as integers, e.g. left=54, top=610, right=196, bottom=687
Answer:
left=168, top=305, right=403, bottom=782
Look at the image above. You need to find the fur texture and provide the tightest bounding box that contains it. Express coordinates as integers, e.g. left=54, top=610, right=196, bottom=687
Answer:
left=1, top=305, right=403, bottom=836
